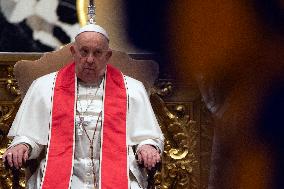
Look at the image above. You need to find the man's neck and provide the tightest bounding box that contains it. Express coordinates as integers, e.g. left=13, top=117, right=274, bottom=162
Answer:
left=77, top=76, right=104, bottom=87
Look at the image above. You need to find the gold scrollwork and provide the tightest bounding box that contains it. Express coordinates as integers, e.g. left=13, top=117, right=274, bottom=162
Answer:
left=150, top=82, right=198, bottom=189
left=6, top=79, right=20, bottom=96
left=5, top=66, right=20, bottom=96
left=153, top=81, right=174, bottom=97
left=0, top=64, right=24, bottom=189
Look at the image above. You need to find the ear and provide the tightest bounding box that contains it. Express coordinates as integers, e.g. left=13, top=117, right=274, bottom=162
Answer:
left=70, top=45, right=76, bottom=56
left=105, top=49, right=112, bottom=61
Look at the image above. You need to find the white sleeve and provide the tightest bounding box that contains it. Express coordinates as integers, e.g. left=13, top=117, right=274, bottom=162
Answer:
left=126, top=77, right=164, bottom=153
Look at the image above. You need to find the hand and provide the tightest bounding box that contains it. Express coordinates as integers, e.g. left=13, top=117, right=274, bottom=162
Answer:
left=137, top=144, right=161, bottom=170
left=2, top=144, right=29, bottom=169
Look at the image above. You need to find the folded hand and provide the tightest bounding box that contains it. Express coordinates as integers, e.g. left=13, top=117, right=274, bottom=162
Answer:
left=137, top=144, right=161, bottom=170
left=2, top=144, right=29, bottom=169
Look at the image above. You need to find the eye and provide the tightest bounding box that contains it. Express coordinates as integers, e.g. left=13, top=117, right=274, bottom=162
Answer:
left=79, top=48, right=88, bottom=57
left=94, top=50, right=103, bottom=57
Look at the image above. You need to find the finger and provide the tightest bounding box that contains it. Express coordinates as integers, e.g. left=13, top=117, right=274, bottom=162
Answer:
left=152, top=154, right=160, bottom=168
left=12, top=153, right=19, bottom=169
left=148, top=151, right=160, bottom=169
left=156, top=153, right=161, bottom=163
left=24, top=150, right=29, bottom=163
left=6, top=153, right=13, bottom=167
left=138, top=152, right=142, bottom=164
left=146, top=154, right=152, bottom=169
left=150, top=157, right=156, bottom=168
left=139, top=150, right=147, bottom=167
left=17, top=149, right=24, bottom=167
left=150, top=156, right=157, bottom=169
left=143, top=152, right=153, bottom=169
left=149, top=151, right=158, bottom=167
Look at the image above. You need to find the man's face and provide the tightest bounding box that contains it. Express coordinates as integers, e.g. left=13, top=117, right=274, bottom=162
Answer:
left=70, top=32, right=112, bottom=84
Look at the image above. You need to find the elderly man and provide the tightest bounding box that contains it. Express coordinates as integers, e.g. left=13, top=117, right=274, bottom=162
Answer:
left=2, top=24, right=164, bottom=189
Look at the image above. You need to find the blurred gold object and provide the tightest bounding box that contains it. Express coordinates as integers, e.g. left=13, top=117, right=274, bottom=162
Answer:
left=77, top=0, right=88, bottom=26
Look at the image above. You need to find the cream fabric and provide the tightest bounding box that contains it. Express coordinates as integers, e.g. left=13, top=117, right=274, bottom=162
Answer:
left=8, top=72, right=164, bottom=189
left=76, top=24, right=109, bottom=40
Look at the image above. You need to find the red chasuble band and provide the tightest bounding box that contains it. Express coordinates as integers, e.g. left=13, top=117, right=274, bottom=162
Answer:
left=101, top=64, right=128, bottom=188
left=41, top=63, right=128, bottom=189
left=41, top=63, right=76, bottom=189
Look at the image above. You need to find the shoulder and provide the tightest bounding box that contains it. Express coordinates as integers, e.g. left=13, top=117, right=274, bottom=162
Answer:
left=123, top=75, right=149, bottom=98
left=33, top=72, right=57, bottom=85
left=20, top=72, right=56, bottom=107
left=123, top=75, right=144, bottom=89
left=30, top=72, right=57, bottom=92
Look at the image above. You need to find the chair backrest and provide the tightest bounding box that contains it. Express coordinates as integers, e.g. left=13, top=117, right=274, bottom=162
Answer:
left=14, top=43, right=159, bottom=98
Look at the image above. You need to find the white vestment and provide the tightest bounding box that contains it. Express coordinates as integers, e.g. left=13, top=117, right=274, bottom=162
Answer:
left=8, top=71, right=164, bottom=189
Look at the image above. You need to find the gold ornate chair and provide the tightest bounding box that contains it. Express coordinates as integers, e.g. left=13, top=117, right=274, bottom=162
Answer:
left=10, top=44, right=161, bottom=188
left=0, top=43, right=209, bottom=189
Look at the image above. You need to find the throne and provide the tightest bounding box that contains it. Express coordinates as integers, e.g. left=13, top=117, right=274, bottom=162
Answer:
left=0, top=42, right=211, bottom=189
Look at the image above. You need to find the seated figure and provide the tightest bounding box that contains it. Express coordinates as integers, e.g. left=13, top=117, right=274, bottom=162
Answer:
left=2, top=23, right=164, bottom=189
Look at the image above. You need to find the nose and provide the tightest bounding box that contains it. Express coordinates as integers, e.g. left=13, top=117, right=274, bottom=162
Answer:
left=86, top=53, right=95, bottom=64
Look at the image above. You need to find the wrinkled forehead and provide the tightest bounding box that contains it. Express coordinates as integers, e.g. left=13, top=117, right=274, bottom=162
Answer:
left=75, top=32, right=109, bottom=48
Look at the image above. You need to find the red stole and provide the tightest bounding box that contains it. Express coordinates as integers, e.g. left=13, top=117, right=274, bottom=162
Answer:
left=41, top=62, right=128, bottom=189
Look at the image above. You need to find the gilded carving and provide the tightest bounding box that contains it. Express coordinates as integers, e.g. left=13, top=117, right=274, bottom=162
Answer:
left=5, top=66, right=20, bottom=96
left=150, top=81, right=198, bottom=189
left=0, top=65, right=21, bottom=135
left=0, top=64, right=25, bottom=189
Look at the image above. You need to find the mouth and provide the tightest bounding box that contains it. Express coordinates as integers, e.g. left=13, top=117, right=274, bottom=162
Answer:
left=83, top=67, right=95, bottom=71
left=83, top=67, right=96, bottom=73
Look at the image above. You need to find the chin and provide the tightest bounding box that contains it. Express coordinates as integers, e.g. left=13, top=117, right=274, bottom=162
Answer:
left=80, top=79, right=96, bottom=84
